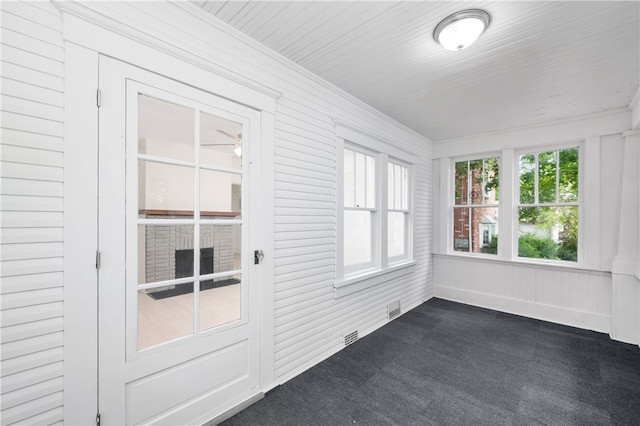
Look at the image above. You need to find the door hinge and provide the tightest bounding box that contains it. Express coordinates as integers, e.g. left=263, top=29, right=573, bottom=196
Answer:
left=96, top=412, right=101, bottom=426
left=96, top=89, right=102, bottom=108
left=95, top=251, right=101, bottom=270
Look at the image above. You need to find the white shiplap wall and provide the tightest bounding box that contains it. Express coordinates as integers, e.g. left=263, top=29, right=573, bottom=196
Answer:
left=2, top=0, right=432, bottom=421
left=1, top=1, right=65, bottom=425
left=433, top=255, right=611, bottom=332
left=74, top=0, right=433, bottom=384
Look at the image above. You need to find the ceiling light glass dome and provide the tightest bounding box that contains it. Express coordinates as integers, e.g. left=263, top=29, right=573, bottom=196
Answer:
left=434, top=9, right=491, bottom=51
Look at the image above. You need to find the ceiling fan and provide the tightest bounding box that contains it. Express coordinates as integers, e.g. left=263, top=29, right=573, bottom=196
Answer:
left=201, top=130, right=242, bottom=146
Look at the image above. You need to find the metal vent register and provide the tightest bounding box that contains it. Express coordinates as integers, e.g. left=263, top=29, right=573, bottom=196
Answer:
left=388, top=300, right=402, bottom=320
left=344, top=330, right=359, bottom=346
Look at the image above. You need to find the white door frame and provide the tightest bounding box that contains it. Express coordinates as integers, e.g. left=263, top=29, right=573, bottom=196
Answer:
left=63, top=10, right=276, bottom=424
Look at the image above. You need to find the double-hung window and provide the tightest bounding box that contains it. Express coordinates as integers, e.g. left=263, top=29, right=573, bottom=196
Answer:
left=446, top=144, right=581, bottom=264
left=452, top=156, right=500, bottom=254
left=517, top=146, right=579, bottom=262
left=339, top=134, right=414, bottom=284
left=343, top=146, right=377, bottom=273
left=388, top=161, right=410, bottom=262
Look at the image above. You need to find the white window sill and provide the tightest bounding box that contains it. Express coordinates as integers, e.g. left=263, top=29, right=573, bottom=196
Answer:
left=334, top=261, right=417, bottom=298
left=434, top=252, right=610, bottom=274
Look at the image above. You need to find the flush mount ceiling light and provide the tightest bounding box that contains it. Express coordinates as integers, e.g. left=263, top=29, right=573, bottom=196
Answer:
left=434, top=9, right=491, bottom=51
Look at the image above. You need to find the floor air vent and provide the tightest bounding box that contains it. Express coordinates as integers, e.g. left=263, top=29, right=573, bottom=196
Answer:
left=344, top=330, right=359, bottom=346
left=388, top=300, right=401, bottom=320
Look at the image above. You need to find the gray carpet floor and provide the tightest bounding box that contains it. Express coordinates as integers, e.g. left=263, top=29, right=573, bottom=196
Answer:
left=221, top=298, right=640, bottom=425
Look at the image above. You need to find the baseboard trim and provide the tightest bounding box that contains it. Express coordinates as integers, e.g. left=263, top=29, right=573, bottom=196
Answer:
left=434, top=286, right=610, bottom=334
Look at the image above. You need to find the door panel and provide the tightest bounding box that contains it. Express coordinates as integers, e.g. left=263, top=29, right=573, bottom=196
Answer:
left=98, top=56, right=261, bottom=425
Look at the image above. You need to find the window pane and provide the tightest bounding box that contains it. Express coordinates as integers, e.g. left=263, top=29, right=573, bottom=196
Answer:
left=366, top=154, right=375, bottom=208
left=355, top=152, right=366, bottom=208
left=401, top=166, right=408, bottom=210
left=344, top=210, right=372, bottom=267
left=199, top=273, right=241, bottom=331
left=344, top=149, right=354, bottom=208
left=388, top=163, right=394, bottom=209
left=519, top=154, right=535, bottom=204
left=538, top=151, right=557, bottom=203
left=470, top=159, right=484, bottom=205
left=138, top=95, right=195, bottom=162
left=138, top=284, right=194, bottom=350
left=453, top=207, right=498, bottom=254
left=388, top=212, right=405, bottom=258
left=139, top=161, right=194, bottom=216
left=518, top=206, right=578, bottom=262
left=454, top=161, right=468, bottom=205
left=559, top=148, right=579, bottom=202
left=394, top=164, right=402, bottom=209
left=484, top=157, right=499, bottom=203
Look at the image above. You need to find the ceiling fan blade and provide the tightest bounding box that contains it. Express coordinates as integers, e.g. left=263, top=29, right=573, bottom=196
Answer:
left=216, top=130, right=241, bottom=141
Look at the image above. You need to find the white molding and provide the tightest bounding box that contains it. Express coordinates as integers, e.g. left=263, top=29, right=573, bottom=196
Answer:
left=334, top=119, right=418, bottom=163
left=433, top=253, right=611, bottom=276
left=259, top=111, right=276, bottom=391
left=433, top=108, right=631, bottom=159
left=334, top=262, right=417, bottom=298
left=435, top=286, right=611, bottom=333
left=63, top=42, right=99, bottom=425
left=53, top=1, right=282, bottom=104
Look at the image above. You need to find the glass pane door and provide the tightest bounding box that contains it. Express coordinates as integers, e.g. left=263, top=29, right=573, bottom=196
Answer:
left=136, top=94, right=244, bottom=351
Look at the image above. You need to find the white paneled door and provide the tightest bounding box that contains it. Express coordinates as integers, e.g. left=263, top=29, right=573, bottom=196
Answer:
left=98, top=56, right=262, bottom=425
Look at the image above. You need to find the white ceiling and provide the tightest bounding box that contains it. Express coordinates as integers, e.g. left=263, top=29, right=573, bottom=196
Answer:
left=197, top=1, right=640, bottom=142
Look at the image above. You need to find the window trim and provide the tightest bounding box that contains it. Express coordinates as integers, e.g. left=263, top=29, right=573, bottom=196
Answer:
left=335, top=121, right=415, bottom=296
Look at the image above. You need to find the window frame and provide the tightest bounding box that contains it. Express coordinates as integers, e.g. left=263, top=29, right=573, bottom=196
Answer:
left=335, top=122, right=416, bottom=294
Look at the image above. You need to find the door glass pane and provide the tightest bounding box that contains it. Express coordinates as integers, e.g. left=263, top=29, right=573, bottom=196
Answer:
left=199, top=223, right=241, bottom=275
left=138, top=94, right=195, bottom=162
left=138, top=224, right=195, bottom=285
left=138, top=284, right=194, bottom=350
left=200, top=169, right=242, bottom=218
left=200, top=112, right=242, bottom=171
left=138, top=161, right=194, bottom=217
left=344, top=210, right=372, bottom=267
left=199, top=273, right=242, bottom=331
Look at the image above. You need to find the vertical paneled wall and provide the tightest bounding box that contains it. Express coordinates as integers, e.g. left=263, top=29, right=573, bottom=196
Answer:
left=1, top=1, right=65, bottom=424
left=433, top=255, right=611, bottom=332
